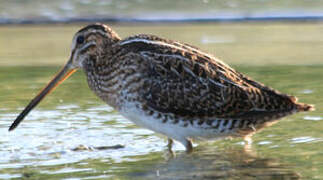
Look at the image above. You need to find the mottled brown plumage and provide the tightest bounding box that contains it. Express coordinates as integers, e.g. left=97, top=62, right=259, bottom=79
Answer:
left=10, top=23, right=314, bottom=152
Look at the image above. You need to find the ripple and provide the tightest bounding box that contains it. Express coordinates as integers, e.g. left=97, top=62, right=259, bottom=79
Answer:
left=303, top=116, right=322, bottom=121
left=42, top=167, right=92, bottom=174
left=0, top=173, right=21, bottom=179
left=290, top=136, right=319, bottom=144
left=300, top=89, right=314, bottom=94
left=258, top=141, right=272, bottom=145
left=82, top=175, right=113, bottom=179
left=0, top=107, right=168, bottom=169
left=86, top=105, right=114, bottom=112
left=56, top=104, right=80, bottom=110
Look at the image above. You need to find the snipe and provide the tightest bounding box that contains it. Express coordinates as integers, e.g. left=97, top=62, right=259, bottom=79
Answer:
left=9, top=23, right=314, bottom=152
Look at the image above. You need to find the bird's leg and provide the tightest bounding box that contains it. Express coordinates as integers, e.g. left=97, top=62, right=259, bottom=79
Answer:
left=185, top=139, right=193, bottom=153
left=244, top=135, right=253, bottom=145
left=166, top=138, right=176, bottom=158
left=167, top=138, right=174, bottom=151
left=243, top=135, right=253, bottom=152
left=242, top=134, right=258, bottom=157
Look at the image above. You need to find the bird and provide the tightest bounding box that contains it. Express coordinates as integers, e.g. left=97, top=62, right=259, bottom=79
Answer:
left=9, top=23, right=314, bottom=152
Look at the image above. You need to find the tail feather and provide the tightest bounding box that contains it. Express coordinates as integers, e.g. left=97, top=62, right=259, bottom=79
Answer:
left=295, top=102, right=315, bottom=112
left=287, top=95, right=314, bottom=112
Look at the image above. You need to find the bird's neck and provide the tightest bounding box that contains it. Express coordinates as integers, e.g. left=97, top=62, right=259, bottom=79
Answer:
left=83, top=54, right=124, bottom=110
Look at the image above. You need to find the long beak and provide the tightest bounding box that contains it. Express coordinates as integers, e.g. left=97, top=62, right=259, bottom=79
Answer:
left=9, top=61, right=76, bottom=131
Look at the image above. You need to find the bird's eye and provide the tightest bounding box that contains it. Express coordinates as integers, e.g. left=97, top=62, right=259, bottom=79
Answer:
left=76, top=36, right=85, bottom=44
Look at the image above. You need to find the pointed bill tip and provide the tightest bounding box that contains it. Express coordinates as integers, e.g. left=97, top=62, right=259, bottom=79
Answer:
left=8, top=63, right=76, bottom=131
left=8, top=125, right=16, bottom=131
left=9, top=108, right=32, bottom=131
left=8, top=119, right=19, bottom=131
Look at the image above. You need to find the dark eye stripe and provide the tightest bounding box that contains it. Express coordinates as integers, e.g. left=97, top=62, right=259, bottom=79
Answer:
left=77, top=36, right=85, bottom=44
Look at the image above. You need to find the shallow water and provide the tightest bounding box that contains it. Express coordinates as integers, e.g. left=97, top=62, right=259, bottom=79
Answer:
left=0, top=23, right=322, bottom=179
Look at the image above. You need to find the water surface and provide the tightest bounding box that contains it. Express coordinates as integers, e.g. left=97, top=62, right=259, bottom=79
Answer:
left=0, top=23, right=322, bottom=179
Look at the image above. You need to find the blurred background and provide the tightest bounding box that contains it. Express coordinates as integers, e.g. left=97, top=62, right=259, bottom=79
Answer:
left=0, top=1, right=322, bottom=179
left=2, top=0, right=323, bottom=23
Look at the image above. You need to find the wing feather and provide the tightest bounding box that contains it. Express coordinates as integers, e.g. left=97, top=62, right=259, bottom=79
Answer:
left=117, top=35, right=296, bottom=120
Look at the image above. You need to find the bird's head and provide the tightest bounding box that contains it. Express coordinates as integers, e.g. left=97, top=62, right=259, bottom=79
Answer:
left=9, top=23, right=120, bottom=131
left=69, top=23, right=120, bottom=69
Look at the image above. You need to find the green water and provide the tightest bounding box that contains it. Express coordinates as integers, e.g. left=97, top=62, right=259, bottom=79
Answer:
left=0, top=23, right=322, bottom=179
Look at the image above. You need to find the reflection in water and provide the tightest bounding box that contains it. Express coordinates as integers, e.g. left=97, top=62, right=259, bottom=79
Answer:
left=303, top=116, right=322, bottom=121
left=124, top=147, right=300, bottom=180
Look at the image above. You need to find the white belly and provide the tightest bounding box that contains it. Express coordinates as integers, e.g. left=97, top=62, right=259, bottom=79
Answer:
left=118, top=102, right=230, bottom=145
